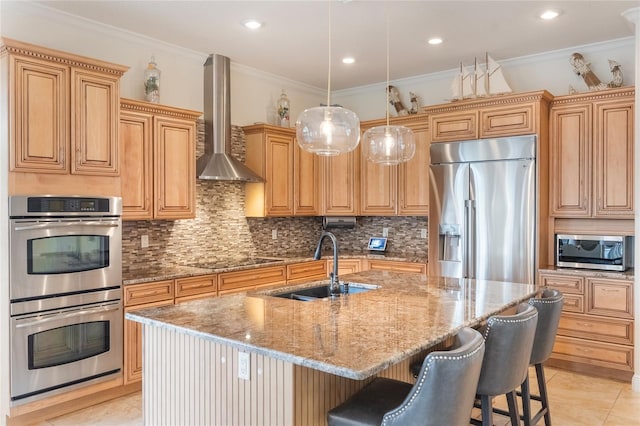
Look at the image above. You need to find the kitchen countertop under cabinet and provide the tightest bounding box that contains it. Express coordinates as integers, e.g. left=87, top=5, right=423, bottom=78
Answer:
left=122, top=251, right=427, bottom=285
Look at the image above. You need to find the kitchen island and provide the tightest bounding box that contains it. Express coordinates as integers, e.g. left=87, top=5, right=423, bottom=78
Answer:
left=126, top=270, right=537, bottom=426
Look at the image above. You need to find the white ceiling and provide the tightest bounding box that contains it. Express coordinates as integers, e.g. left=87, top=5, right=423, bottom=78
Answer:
left=36, top=1, right=638, bottom=90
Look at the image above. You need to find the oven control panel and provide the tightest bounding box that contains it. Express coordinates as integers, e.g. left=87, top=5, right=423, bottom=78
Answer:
left=10, top=195, right=122, bottom=217
left=28, top=197, right=109, bottom=213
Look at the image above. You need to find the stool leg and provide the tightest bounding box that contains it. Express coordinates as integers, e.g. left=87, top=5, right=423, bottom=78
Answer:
left=481, top=395, right=493, bottom=426
left=506, top=390, right=520, bottom=425
left=535, top=363, right=551, bottom=426
left=521, top=376, right=532, bottom=426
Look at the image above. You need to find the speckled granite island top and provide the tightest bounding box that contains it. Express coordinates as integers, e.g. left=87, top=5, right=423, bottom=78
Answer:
left=126, top=270, right=536, bottom=380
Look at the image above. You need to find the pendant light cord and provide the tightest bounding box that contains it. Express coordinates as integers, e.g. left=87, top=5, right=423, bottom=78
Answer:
left=326, top=1, right=332, bottom=107
left=385, top=2, right=390, bottom=127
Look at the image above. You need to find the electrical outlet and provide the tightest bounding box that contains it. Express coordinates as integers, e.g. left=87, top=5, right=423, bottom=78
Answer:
left=421, top=229, right=427, bottom=239
left=382, top=227, right=389, bottom=237
left=272, top=229, right=278, bottom=239
left=238, top=352, right=250, bottom=380
left=141, top=235, right=149, bottom=248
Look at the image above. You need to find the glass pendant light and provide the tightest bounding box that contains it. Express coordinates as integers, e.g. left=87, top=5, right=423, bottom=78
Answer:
left=296, top=2, right=360, bottom=156
left=362, top=7, right=415, bottom=165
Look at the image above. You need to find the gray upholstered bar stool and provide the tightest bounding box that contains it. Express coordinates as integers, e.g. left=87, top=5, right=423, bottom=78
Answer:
left=472, top=303, right=538, bottom=426
left=326, top=327, right=485, bottom=426
left=521, top=289, right=564, bottom=426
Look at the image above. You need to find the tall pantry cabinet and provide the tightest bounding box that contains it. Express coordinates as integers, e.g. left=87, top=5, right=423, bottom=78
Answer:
left=544, top=87, right=635, bottom=380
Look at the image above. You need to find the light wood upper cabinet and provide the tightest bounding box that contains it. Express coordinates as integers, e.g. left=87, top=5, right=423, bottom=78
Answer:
left=294, top=143, right=321, bottom=215
left=71, top=68, right=120, bottom=175
left=430, top=111, right=478, bottom=143
left=549, top=88, right=634, bottom=218
left=323, top=148, right=360, bottom=216
left=424, top=90, right=552, bottom=143
left=359, top=114, right=429, bottom=216
left=8, top=54, right=69, bottom=173
left=245, top=124, right=320, bottom=217
left=120, top=99, right=201, bottom=220
left=2, top=38, right=128, bottom=196
left=480, top=103, right=536, bottom=138
left=398, top=126, right=429, bottom=215
left=593, top=97, right=634, bottom=217
left=154, top=116, right=197, bottom=219
left=360, top=150, right=396, bottom=215
left=549, top=103, right=591, bottom=216
left=120, top=110, right=153, bottom=219
left=431, top=101, right=536, bottom=142
left=245, top=126, right=294, bottom=216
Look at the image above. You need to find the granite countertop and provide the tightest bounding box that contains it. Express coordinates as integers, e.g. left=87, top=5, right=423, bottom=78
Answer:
left=539, top=265, right=634, bottom=281
left=122, top=251, right=427, bottom=285
left=126, top=270, right=536, bottom=380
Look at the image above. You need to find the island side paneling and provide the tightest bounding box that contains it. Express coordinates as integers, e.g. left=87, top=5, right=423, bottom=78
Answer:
left=142, top=324, right=450, bottom=426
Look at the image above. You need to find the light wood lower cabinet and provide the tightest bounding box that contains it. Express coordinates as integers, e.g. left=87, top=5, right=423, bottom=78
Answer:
left=552, top=336, right=633, bottom=373
left=124, top=275, right=219, bottom=383
left=174, top=274, right=217, bottom=303
left=540, top=271, right=634, bottom=376
left=124, top=280, right=175, bottom=384
left=366, top=259, right=427, bottom=274
left=218, top=265, right=287, bottom=295
left=286, top=260, right=327, bottom=284
left=327, top=259, right=362, bottom=277
left=124, top=260, right=425, bottom=383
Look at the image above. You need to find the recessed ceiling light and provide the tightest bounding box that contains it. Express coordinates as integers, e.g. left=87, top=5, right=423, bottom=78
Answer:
left=342, top=57, right=355, bottom=64
left=428, top=38, right=443, bottom=45
left=540, top=10, right=560, bottom=20
left=242, top=19, right=263, bottom=30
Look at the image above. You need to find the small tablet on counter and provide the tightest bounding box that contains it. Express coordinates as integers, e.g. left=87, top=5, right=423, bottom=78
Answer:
left=368, top=237, right=387, bottom=252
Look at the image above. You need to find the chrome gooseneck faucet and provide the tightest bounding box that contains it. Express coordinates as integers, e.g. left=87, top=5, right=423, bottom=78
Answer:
left=313, top=231, right=341, bottom=295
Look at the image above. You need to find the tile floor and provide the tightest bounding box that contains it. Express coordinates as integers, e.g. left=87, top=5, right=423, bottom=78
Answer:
left=36, top=367, right=640, bottom=425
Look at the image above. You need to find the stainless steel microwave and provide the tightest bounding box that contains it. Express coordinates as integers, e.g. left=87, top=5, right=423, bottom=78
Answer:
left=556, top=234, right=633, bottom=272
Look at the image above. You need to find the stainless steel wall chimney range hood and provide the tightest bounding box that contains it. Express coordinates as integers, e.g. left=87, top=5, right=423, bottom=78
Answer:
left=197, top=54, right=263, bottom=182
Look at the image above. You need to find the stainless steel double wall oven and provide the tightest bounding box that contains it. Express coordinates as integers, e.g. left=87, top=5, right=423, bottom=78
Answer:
left=9, top=195, right=123, bottom=403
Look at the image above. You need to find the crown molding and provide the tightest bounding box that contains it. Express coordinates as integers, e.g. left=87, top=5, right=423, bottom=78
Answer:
left=230, top=62, right=326, bottom=96
left=6, top=2, right=207, bottom=63
left=336, top=37, right=634, bottom=98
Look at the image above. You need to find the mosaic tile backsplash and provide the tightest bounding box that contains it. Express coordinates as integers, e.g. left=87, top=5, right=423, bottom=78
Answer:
left=121, top=124, right=428, bottom=272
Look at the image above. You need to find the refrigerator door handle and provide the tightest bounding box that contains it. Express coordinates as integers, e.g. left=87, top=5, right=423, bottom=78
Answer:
left=465, top=199, right=476, bottom=279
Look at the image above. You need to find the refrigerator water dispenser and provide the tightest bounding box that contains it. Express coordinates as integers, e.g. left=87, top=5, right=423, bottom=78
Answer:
left=439, top=224, right=461, bottom=262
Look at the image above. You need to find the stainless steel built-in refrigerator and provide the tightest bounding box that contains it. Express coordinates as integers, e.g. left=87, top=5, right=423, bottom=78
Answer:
left=428, top=135, right=536, bottom=284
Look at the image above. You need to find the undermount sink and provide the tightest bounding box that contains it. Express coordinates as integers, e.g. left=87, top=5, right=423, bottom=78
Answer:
left=272, top=283, right=379, bottom=301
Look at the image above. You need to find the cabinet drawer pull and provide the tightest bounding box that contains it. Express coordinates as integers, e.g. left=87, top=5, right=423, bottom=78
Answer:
left=132, top=288, right=168, bottom=298
left=600, top=288, right=622, bottom=293
left=576, top=322, right=593, bottom=327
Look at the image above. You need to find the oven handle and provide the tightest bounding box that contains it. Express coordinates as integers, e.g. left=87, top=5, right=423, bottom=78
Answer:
left=14, top=304, right=121, bottom=328
left=13, top=221, right=120, bottom=231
